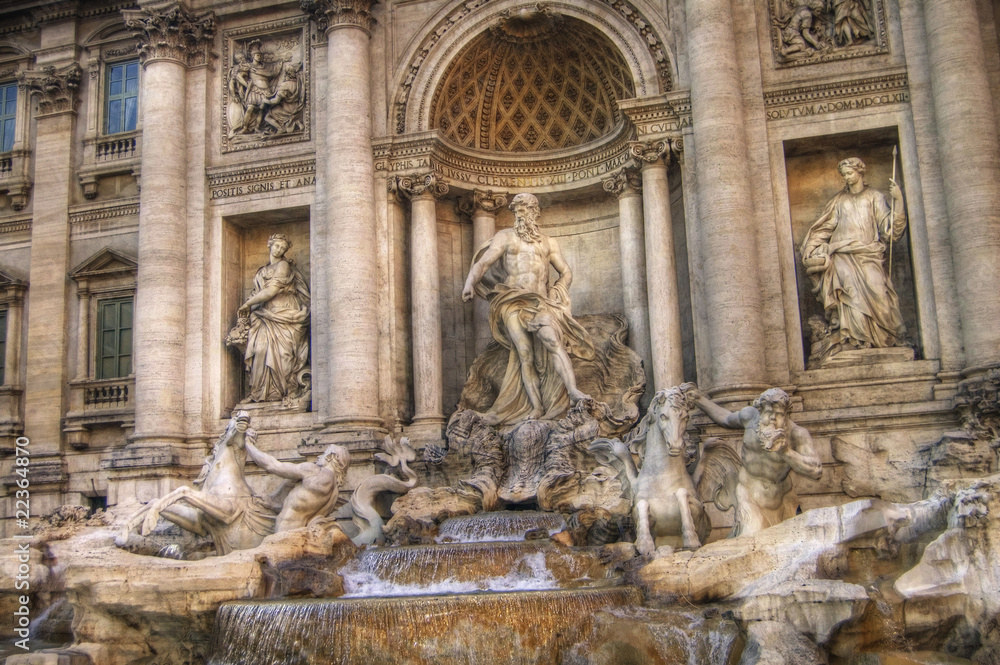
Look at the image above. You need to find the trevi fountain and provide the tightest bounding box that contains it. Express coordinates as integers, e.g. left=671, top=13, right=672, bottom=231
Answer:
left=0, top=0, right=1000, bottom=664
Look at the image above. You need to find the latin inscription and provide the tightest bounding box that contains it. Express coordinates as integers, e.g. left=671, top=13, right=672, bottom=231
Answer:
left=766, top=91, right=909, bottom=121
left=211, top=175, right=316, bottom=200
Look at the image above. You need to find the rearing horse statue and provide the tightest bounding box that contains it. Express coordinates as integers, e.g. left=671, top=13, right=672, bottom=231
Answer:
left=117, top=411, right=275, bottom=556
left=591, top=383, right=738, bottom=555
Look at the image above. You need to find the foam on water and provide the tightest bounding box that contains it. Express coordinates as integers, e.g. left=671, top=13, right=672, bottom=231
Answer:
left=340, top=550, right=559, bottom=597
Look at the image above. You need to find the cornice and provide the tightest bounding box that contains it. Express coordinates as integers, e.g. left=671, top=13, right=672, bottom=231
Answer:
left=763, top=72, right=909, bottom=121
left=206, top=158, right=315, bottom=189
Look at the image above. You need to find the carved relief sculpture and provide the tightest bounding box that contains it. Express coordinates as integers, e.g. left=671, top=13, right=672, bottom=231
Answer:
left=800, top=157, right=910, bottom=367
left=462, top=193, right=595, bottom=425
left=227, top=233, right=311, bottom=407
left=692, top=388, right=824, bottom=537
left=222, top=21, right=308, bottom=151
left=769, top=0, right=887, bottom=66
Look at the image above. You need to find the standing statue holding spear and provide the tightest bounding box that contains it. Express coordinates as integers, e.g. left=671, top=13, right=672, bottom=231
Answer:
left=800, top=152, right=908, bottom=364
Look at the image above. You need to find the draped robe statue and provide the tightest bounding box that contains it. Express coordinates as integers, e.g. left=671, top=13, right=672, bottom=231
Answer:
left=462, top=193, right=594, bottom=425
left=234, top=234, right=311, bottom=403
left=801, top=157, right=907, bottom=362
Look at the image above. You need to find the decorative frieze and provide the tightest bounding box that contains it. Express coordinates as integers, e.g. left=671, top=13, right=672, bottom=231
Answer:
left=768, top=0, right=889, bottom=68
left=207, top=159, right=315, bottom=200
left=221, top=18, right=310, bottom=153
left=122, top=2, right=216, bottom=68
left=300, top=0, right=376, bottom=35
left=373, top=129, right=636, bottom=193
left=17, top=64, right=82, bottom=117
left=763, top=73, right=909, bottom=121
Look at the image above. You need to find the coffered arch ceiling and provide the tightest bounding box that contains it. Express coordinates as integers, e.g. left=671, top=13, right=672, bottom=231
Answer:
left=428, top=14, right=636, bottom=153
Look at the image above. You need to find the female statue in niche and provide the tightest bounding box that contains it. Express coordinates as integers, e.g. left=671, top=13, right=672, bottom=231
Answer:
left=800, top=156, right=907, bottom=366
left=232, top=233, right=311, bottom=404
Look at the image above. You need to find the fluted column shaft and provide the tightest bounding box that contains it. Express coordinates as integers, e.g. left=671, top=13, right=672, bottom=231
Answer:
left=631, top=146, right=684, bottom=390
left=685, top=0, right=766, bottom=392
left=132, top=57, right=188, bottom=444
left=410, top=190, right=444, bottom=428
left=924, top=0, right=1000, bottom=372
left=604, top=169, right=654, bottom=396
left=319, top=5, right=383, bottom=434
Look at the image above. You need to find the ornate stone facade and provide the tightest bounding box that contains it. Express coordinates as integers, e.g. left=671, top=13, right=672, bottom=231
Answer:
left=1, top=0, right=1000, bottom=660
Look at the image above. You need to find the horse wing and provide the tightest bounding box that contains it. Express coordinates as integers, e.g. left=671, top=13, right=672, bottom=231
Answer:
left=693, top=438, right=741, bottom=511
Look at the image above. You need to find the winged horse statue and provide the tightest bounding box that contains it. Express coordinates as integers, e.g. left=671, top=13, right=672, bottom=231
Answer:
left=590, top=383, right=741, bottom=555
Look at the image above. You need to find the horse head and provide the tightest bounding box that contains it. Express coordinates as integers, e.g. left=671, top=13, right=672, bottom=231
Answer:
left=649, top=383, right=696, bottom=458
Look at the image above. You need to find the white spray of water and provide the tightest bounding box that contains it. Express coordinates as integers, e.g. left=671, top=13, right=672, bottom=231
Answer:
left=339, top=551, right=559, bottom=598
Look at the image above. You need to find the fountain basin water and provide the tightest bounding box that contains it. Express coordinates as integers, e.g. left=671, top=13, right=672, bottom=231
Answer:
left=209, top=587, right=643, bottom=665
left=435, top=510, right=568, bottom=543
left=339, top=540, right=617, bottom=597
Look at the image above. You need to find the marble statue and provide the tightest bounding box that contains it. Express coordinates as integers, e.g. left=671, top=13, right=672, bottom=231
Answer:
left=692, top=388, right=823, bottom=537
left=230, top=233, right=311, bottom=405
left=461, top=192, right=595, bottom=425
left=118, top=411, right=275, bottom=556
left=801, top=157, right=907, bottom=365
left=591, top=384, right=725, bottom=554
left=349, top=436, right=418, bottom=546
left=245, top=440, right=350, bottom=533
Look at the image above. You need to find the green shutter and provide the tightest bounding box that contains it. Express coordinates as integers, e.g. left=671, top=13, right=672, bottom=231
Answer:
left=96, top=297, right=133, bottom=379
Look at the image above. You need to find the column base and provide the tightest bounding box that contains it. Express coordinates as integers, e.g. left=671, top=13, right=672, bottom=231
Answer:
left=404, top=416, right=446, bottom=451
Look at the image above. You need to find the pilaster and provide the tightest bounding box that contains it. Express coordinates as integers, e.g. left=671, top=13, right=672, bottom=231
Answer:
left=18, top=63, right=81, bottom=459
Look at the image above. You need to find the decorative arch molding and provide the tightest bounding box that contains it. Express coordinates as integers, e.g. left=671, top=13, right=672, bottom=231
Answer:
left=391, top=0, right=674, bottom=136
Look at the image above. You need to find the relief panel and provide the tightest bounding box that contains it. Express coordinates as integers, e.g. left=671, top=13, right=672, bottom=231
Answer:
left=221, top=18, right=310, bottom=153
left=769, top=0, right=889, bottom=68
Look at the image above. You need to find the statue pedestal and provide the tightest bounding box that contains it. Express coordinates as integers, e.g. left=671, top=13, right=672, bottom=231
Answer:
left=816, top=346, right=914, bottom=369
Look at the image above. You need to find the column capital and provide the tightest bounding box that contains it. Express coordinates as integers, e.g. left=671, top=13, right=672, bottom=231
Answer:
left=390, top=173, right=449, bottom=201
left=301, top=0, right=377, bottom=36
left=629, top=138, right=682, bottom=168
left=457, top=189, right=508, bottom=216
left=17, top=64, right=82, bottom=118
left=123, top=1, right=216, bottom=68
left=602, top=165, right=643, bottom=199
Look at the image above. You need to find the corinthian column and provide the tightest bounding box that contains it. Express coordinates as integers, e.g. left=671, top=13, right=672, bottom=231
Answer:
left=122, top=2, right=215, bottom=451
left=685, top=0, right=766, bottom=394
left=396, top=174, right=448, bottom=444
left=923, top=0, right=1000, bottom=374
left=303, top=0, right=384, bottom=442
left=629, top=141, right=684, bottom=391
left=458, top=189, right=507, bottom=354
left=18, top=63, right=81, bottom=456
left=603, top=166, right=653, bottom=396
